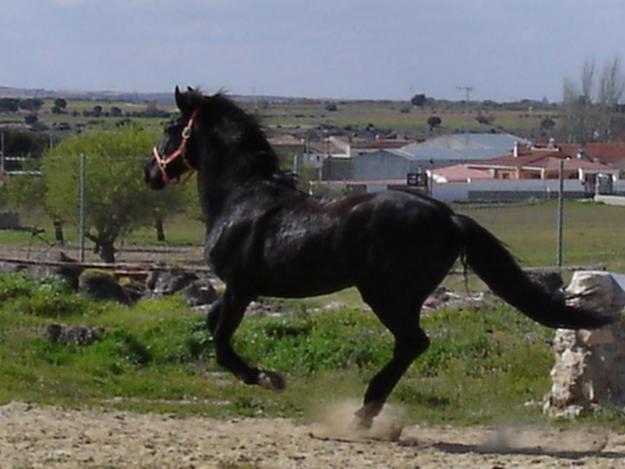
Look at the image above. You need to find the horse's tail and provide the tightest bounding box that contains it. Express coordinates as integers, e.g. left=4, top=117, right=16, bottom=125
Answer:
left=451, top=213, right=617, bottom=329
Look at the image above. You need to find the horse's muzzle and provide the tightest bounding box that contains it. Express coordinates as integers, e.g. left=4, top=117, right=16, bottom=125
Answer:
left=144, top=161, right=166, bottom=190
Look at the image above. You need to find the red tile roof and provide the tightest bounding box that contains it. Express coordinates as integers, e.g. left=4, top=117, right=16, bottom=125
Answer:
left=470, top=141, right=622, bottom=172
left=470, top=151, right=560, bottom=169
left=540, top=157, right=614, bottom=171
left=582, top=143, right=625, bottom=163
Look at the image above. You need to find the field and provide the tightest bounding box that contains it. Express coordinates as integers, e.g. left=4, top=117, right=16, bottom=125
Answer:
left=0, top=96, right=556, bottom=142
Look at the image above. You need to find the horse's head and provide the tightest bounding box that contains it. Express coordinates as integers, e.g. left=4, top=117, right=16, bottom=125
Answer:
left=144, top=86, right=201, bottom=190
left=145, top=86, right=281, bottom=191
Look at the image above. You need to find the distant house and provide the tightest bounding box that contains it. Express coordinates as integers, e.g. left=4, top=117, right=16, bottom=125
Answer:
left=466, top=141, right=620, bottom=181
left=430, top=164, right=492, bottom=184
left=322, top=132, right=528, bottom=182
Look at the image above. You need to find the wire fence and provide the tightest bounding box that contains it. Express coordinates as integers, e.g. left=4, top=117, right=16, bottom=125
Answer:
left=1, top=153, right=622, bottom=269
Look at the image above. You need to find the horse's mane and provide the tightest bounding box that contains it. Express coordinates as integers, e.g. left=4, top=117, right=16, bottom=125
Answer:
left=184, top=89, right=296, bottom=188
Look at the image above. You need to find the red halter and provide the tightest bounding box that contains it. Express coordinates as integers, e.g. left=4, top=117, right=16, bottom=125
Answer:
left=152, top=109, right=199, bottom=185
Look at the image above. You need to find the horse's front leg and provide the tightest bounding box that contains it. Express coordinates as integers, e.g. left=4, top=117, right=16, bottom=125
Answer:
left=213, top=288, right=286, bottom=393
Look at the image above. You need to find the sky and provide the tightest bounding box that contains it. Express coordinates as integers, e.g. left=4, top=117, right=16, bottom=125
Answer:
left=1, top=0, right=624, bottom=102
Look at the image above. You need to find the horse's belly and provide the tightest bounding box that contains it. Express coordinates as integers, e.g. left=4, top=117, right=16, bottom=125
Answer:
left=254, top=251, right=353, bottom=298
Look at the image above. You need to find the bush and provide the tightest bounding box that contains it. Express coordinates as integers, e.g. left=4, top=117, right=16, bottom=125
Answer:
left=0, top=272, right=88, bottom=317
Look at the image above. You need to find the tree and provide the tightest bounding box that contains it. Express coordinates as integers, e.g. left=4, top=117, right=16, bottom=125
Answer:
left=0, top=129, right=48, bottom=158
left=561, top=57, right=625, bottom=143
left=540, top=117, right=556, bottom=133
left=19, top=98, right=43, bottom=112
left=0, top=98, right=19, bottom=112
left=427, top=115, right=442, bottom=131
left=411, top=93, right=427, bottom=108
left=475, top=113, right=494, bottom=125
left=24, top=114, right=39, bottom=126
left=43, top=126, right=182, bottom=262
left=53, top=98, right=67, bottom=110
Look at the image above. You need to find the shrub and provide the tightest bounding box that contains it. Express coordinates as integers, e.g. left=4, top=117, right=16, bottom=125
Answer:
left=0, top=272, right=88, bottom=318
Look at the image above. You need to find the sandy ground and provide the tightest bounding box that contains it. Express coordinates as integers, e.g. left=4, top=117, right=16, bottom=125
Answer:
left=1, top=401, right=624, bottom=469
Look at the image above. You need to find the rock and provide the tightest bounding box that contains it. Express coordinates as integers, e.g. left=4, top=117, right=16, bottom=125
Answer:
left=181, top=281, right=218, bottom=307
left=422, top=286, right=503, bottom=312
left=79, top=270, right=133, bottom=305
left=146, top=268, right=218, bottom=306
left=121, top=281, right=147, bottom=304
left=246, top=302, right=284, bottom=316
left=146, top=269, right=198, bottom=296
left=565, top=270, right=616, bottom=312
left=46, top=324, right=102, bottom=346
left=543, top=270, right=625, bottom=418
left=424, top=287, right=451, bottom=309
left=0, top=251, right=83, bottom=289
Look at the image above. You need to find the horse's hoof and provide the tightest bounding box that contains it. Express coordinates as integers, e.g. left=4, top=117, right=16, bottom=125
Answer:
left=349, top=415, right=373, bottom=432
left=258, top=370, right=286, bottom=393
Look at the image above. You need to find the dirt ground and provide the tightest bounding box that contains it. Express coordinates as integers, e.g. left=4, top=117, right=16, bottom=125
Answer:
left=1, top=401, right=624, bottom=469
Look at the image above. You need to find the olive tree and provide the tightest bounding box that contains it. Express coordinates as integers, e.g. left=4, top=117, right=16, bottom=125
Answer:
left=43, top=126, right=184, bottom=262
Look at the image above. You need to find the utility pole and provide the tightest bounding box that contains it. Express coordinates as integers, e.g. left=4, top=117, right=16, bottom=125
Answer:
left=556, top=159, right=564, bottom=267
left=457, top=85, right=474, bottom=135
left=0, top=132, right=4, bottom=174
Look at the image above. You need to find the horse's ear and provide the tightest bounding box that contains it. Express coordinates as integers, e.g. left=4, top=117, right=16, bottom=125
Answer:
left=174, top=86, right=184, bottom=111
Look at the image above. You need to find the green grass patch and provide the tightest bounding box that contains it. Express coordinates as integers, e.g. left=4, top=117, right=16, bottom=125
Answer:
left=456, top=200, right=625, bottom=271
left=2, top=271, right=623, bottom=429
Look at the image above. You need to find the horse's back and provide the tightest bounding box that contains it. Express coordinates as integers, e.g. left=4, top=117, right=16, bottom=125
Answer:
left=247, top=189, right=461, bottom=298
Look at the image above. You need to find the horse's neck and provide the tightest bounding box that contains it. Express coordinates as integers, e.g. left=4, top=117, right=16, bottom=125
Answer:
left=198, top=175, right=299, bottom=225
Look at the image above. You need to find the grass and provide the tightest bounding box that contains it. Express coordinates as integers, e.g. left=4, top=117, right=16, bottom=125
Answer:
left=1, top=271, right=624, bottom=430
left=455, top=200, right=625, bottom=271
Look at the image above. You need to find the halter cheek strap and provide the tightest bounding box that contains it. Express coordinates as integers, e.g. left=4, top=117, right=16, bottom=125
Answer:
left=152, top=108, right=200, bottom=185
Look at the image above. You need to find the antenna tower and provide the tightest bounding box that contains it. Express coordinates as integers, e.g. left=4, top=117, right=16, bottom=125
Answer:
left=457, top=85, right=474, bottom=134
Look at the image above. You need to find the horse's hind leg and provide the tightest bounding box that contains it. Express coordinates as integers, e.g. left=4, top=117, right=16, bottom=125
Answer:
left=212, top=288, right=286, bottom=392
left=355, top=293, right=429, bottom=428
left=206, top=296, right=223, bottom=334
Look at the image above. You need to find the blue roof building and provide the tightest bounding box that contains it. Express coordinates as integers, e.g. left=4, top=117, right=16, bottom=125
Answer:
left=323, top=132, right=530, bottom=181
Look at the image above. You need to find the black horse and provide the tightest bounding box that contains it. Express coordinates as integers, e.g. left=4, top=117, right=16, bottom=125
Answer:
left=145, top=87, right=616, bottom=428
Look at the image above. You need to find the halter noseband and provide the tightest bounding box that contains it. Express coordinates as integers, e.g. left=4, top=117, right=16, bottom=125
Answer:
left=152, top=109, right=200, bottom=185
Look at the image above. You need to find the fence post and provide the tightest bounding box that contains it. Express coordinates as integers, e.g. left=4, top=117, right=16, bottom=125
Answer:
left=556, top=159, right=564, bottom=267
left=79, top=154, right=86, bottom=262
